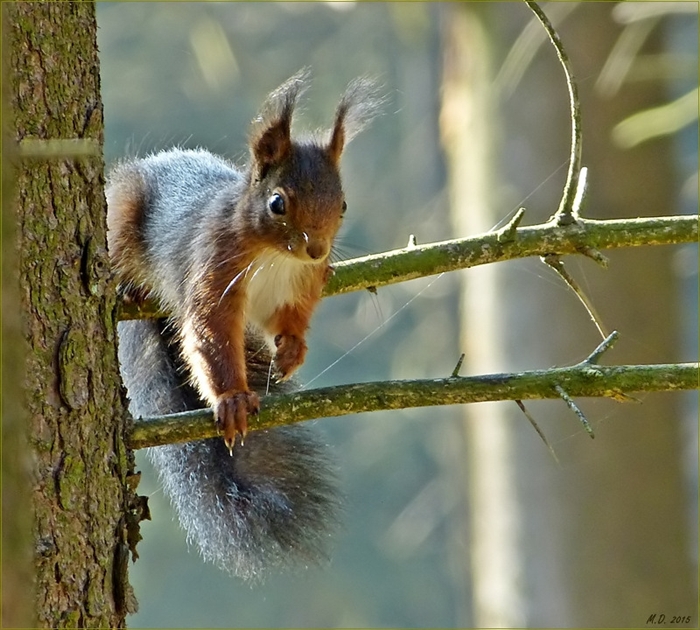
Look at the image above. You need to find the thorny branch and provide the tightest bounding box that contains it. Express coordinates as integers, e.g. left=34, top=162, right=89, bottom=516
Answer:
left=130, top=329, right=698, bottom=450
left=131, top=357, right=700, bottom=449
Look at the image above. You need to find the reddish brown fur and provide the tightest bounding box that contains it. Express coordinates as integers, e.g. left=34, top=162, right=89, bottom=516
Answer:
left=106, top=166, right=149, bottom=291
left=179, top=237, right=262, bottom=445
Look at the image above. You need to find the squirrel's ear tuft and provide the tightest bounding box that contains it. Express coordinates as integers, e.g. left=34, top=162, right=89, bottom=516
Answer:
left=250, top=68, right=311, bottom=177
left=328, top=77, right=385, bottom=164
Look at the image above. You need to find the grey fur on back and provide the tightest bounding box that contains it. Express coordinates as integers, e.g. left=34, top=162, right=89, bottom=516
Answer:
left=108, top=149, right=245, bottom=307
left=118, top=318, right=340, bottom=580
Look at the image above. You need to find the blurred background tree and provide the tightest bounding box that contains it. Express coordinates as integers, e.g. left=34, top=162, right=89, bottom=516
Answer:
left=97, top=2, right=697, bottom=627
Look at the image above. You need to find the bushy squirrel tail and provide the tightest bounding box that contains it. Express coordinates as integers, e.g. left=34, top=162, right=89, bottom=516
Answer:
left=118, top=318, right=340, bottom=581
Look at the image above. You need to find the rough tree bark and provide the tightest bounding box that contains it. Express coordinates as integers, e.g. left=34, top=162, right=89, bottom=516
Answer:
left=2, top=5, right=33, bottom=627
left=7, top=3, right=139, bottom=627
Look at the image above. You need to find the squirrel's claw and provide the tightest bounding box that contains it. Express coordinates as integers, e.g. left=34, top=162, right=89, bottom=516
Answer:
left=215, top=390, right=260, bottom=453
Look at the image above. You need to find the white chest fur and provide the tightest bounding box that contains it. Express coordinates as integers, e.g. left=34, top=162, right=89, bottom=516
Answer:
left=245, top=251, right=310, bottom=329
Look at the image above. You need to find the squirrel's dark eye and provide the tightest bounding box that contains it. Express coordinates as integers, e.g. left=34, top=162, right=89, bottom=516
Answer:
left=341, top=200, right=347, bottom=214
left=268, top=193, right=285, bottom=216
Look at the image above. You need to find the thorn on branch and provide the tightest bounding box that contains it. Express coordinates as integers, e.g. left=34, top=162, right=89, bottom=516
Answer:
left=451, top=353, right=465, bottom=378
left=496, top=207, right=526, bottom=243
left=581, top=330, right=619, bottom=365
left=515, top=399, right=560, bottom=465
left=580, top=245, right=609, bottom=268
left=555, top=384, right=595, bottom=438
left=541, top=253, right=608, bottom=339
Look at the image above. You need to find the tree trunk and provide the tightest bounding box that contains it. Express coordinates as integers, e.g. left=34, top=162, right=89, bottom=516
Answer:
left=6, top=2, right=138, bottom=627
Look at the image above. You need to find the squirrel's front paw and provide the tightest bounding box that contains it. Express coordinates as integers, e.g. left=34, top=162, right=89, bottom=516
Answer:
left=214, top=390, right=260, bottom=453
left=273, top=334, right=307, bottom=380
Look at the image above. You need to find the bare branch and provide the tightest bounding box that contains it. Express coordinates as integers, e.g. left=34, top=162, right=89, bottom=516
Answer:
left=555, top=384, right=595, bottom=438
left=130, top=361, right=700, bottom=449
left=324, top=213, right=698, bottom=298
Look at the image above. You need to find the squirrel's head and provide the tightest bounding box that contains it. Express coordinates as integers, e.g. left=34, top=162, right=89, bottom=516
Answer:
left=245, top=69, right=382, bottom=264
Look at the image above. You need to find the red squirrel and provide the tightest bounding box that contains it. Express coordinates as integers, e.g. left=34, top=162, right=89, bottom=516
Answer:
left=108, top=70, right=378, bottom=451
left=107, top=71, right=381, bottom=578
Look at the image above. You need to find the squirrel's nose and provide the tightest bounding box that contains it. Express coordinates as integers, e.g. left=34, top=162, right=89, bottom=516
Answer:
left=306, top=240, right=328, bottom=261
